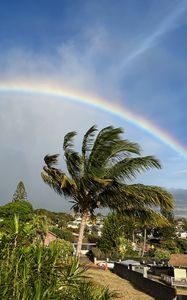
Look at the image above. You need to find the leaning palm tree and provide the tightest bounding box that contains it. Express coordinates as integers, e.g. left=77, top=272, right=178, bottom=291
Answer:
left=41, top=125, right=174, bottom=256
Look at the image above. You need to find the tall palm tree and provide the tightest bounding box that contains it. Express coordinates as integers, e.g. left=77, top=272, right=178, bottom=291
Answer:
left=41, top=125, right=174, bottom=256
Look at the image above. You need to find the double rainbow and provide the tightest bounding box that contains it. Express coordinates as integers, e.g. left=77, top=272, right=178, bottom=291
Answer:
left=0, top=81, right=186, bottom=159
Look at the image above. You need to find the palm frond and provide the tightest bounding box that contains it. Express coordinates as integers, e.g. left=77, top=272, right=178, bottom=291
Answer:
left=44, top=154, right=59, bottom=168
left=117, top=208, right=169, bottom=227
left=127, top=184, right=174, bottom=210
left=63, top=131, right=81, bottom=180
left=107, top=139, right=141, bottom=159
left=82, top=125, right=97, bottom=159
left=41, top=170, right=77, bottom=197
left=106, top=155, right=161, bottom=182
left=63, top=131, right=77, bottom=153
left=88, top=126, right=141, bottom=177
left=41, top=171, right=63, bottom=196
left=97, top=182, right=174, bottom=212
left=88, top=126, right=122, bottom=167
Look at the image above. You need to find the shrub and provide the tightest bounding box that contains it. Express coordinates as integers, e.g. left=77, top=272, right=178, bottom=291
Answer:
left=154, top=248, right=171, bottom=262
left=0, top=216, right=116, bottom=300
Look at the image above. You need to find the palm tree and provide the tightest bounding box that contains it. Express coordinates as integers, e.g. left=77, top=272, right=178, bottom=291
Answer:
left=41, top=125, right=174, bottom=256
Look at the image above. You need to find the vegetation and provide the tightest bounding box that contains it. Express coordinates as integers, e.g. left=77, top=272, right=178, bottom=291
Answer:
left=0, top=125, right=181, bottom=299
left=98, top=213, right=132, bottom=259
left=98, top=211, right=170, bottom=259
left=0, top=201, right=34, bottom=234
left=0, top=216, right=115, bottom=300
left=41, top=125, right=174, bottom=256
left=34, top=209, right=73, bottom=228
left=50, top=226, right=74, bottom=242
left=154, top=248, right=171, bottom=262
left=12, top=181, right=28, bottom=202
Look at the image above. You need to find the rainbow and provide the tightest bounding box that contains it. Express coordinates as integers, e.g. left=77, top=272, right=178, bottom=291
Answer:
left=0, top=81, right=186, bottom=159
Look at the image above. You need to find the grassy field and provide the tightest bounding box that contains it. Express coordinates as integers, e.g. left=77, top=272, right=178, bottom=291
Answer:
left=86, top=267, right=154, bottom=300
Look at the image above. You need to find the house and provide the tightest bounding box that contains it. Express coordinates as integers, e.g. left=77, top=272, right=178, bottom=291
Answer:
left=179, top=232, right=187, bottom=239
left=67, top=214, right=104, bottom=237
left=162, top=254, right=187, bottom=286
left=44, top=231, right=58, bottom=246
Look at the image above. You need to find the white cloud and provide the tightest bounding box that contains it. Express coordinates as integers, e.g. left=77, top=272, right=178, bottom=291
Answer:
left=174, top=170, right=187, bottom=176
left=121, top=1, right=187, bottom=67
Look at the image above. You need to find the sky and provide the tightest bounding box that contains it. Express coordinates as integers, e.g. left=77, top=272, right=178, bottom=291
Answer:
left=0, top=0, right=187, bottom=215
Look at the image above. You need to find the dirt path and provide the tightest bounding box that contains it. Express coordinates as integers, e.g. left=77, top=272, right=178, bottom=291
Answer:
left=86, top=267, right=154, bottom=300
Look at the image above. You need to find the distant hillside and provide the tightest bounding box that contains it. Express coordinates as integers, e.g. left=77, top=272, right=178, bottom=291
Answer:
left=170, top=189, right=187, bottom=217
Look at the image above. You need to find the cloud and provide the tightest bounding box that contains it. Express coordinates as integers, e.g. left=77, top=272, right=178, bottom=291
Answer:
left=174, top=170, right=187, bottom=176
left=0, top=93, right=122, bottom=210
left=121, top=1, right=187, bottom=67
left=170, top=188, right=187, bottom=217
left=0, top=1, right=187, bottom=211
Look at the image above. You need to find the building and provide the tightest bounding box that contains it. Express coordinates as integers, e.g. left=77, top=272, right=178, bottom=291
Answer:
left=162, top=254, right=187, bottom=287
left=44, top=231, right=58, bottom=246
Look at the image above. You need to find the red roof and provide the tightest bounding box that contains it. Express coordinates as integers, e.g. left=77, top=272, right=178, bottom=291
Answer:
left=169, top=254, right=187, bottom=267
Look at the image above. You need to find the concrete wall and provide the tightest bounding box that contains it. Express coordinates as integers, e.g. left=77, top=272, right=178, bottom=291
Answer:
left=114, top=263, right=176, bottom=300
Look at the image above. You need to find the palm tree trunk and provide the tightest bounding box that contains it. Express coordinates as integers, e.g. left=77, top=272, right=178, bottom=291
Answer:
left=141, top=228, right=147, bottom=257
left=76, top=211, right=88, bottom=257
left=132, top=230, right=135, bottom=243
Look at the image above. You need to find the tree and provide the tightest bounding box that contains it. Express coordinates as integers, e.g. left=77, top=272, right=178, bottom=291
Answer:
left=153, top=208, right=176, bottom=241
left=98, top=213, right=134, bottom=259
left=99, top=211, right=169, bottom=258
left=41, top=125, right=174, bottom=256
left=140, top=212, right=169, bottom=257
left=0, top=201, right=33, bottom=221
left=12, top=181, right=28, bottom=202
left=0, top=201, right=33, bottom=233
left=154, top=248, right=171, bottom=262
left=34, top=208, right=73, bottom=228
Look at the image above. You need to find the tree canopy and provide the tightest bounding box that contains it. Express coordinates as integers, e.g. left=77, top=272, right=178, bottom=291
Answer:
left=12, top=181, right=28, bottom=202
left=41, top=125, right=174, bottom=256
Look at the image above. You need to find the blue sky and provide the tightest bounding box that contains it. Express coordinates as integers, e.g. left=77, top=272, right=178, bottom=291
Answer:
left=0, top=0, right=187, bottom=214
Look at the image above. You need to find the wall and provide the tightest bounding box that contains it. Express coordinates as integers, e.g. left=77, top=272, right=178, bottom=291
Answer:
left=151, top=266, right=173, bottom=277
left=114, top=263, right=176, bottom=300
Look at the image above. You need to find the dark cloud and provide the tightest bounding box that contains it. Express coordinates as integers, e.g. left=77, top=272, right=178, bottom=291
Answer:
left=170, top=188, right=187, bottom=217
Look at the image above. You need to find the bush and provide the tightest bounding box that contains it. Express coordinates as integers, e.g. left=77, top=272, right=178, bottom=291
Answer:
left=0, top=201, right=33, bottom=222
left=50, top=226, right=74, bottom=242
left=0, top=216, right=116, bottom=300
left=154, top=248, right=171, bottom=262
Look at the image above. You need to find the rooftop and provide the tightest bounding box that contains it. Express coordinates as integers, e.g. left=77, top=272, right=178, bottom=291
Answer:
left=169, top=254, right=187, bottom=267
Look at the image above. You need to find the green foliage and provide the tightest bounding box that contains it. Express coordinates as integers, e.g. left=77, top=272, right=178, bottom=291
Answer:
left=50, top=226, right=74, bottom=243
left=42, top=125, right=174, bottom=255
left=0, top=216, right=115, bottom=300
left=34, top=208, right=73, bottom=228
left=0, top=201, right=33, bottom=219
left=12, top=181, right=28, bottom=202
left=98, top=213, right=135, bottom=259
left=176, top=238, right=187, bottom=253
left=98, top=213, right=122, bottom=254
left=0, top=201, right=33, bottom=233
left=92, top=247, right=106, bottom=259
left=160, top=240, right=180, bottom=254
left=160, top=238, right=187, bottom=254
left=42, top=125, right=174, bottom=215
left=153, top=208, right=176, bottom=240
left=154, top=248, right=171, bottom=261
left=87, top=233, right=100, bottom=244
